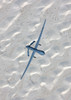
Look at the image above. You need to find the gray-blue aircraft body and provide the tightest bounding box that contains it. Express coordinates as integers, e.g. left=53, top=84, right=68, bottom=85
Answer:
left=21, top=19, right=46, bottom=79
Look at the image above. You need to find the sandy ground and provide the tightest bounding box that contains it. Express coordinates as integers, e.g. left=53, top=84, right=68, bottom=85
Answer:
left=0, top=0, right=71, bottom=100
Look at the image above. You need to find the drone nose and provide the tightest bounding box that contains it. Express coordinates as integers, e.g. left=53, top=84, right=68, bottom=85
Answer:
left=40, top=51, right=45, bottom=55
left=42, top=51, right=45, bottom=55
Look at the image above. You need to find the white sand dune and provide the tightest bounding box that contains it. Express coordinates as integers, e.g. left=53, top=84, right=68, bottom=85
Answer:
left=0, top=0, right=71, bottom=100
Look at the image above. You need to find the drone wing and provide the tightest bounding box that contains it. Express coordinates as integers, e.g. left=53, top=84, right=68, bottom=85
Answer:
left=35, top=19, right=46, bottom=49
left=21, top=19, right=46, bottom=79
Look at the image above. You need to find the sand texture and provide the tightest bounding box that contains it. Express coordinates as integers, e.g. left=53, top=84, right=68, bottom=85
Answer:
left=0, top=0, right=71, bottom=100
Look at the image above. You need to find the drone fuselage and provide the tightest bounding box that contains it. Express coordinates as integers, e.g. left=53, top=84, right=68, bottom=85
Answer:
left=26, top=45, right=45, bottom=55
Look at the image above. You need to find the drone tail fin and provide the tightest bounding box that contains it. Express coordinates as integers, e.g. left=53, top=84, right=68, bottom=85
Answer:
left=27, top=48, right=29, bottom=56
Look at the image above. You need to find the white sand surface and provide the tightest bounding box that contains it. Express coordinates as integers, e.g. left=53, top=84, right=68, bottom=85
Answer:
left=0, top=0, right=71, bottom=100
